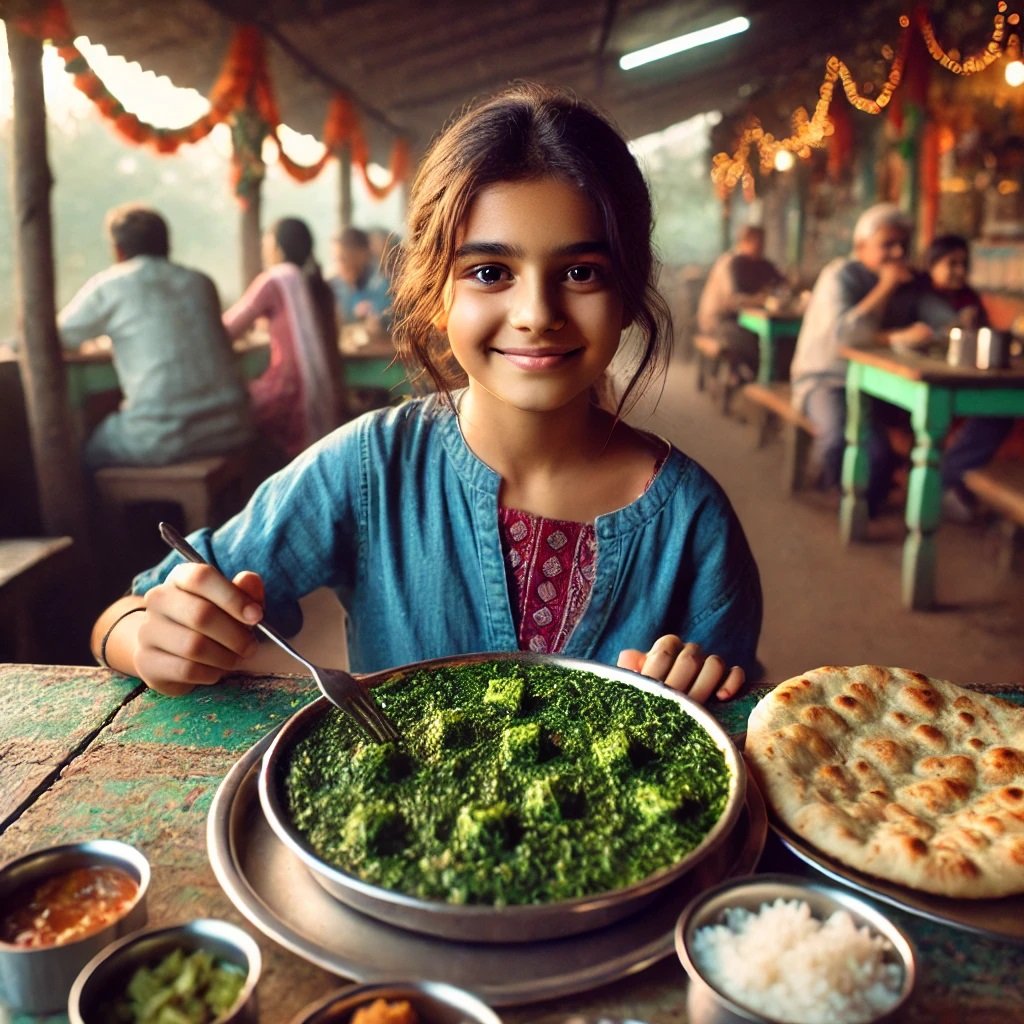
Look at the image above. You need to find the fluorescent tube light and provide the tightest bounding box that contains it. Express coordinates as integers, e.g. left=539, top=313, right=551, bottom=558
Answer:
left=619, top=16, right=751, bottom=70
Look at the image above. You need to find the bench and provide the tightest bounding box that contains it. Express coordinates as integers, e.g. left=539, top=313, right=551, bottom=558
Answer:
left=694, top=333, right=739, bottom=414
left=741, top=381, right=817, bottom=494
left=963, top=462, right=1024, bottom=573
left=0, top=536, right=75, bottom=661
left=93, top=450, right=251, bottom=535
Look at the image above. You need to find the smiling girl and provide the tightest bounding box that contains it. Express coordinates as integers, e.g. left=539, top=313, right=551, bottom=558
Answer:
left=90, top=84, right=762, bottom=704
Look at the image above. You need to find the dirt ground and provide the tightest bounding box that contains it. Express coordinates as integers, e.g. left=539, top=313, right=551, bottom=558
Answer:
left=626, top=355, right=1024, bottom=690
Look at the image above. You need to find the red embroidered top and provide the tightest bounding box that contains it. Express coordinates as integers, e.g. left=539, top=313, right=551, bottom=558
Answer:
left=498, top=449, right=666, bottom=653
left=498, top=510, right=596, bottom=654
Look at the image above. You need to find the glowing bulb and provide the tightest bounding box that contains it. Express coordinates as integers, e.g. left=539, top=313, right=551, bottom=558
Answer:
left=1006, top=59, right=1024, bottom=86
left=774, top=149, right=796, bottom=172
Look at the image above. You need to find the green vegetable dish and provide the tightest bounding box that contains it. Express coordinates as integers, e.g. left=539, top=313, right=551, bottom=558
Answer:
left=101, top=948, right=245, bottom=1024
left=283, top=660, right=732, bottom=906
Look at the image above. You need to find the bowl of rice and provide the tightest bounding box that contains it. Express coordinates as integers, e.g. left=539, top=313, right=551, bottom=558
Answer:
left=674, top=874, right=916, bottom=1024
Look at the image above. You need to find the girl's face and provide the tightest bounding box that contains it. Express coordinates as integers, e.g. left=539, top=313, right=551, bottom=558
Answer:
left=930, top=250, right=969, bottom=291
left=441, top=176, right=625, bottom=415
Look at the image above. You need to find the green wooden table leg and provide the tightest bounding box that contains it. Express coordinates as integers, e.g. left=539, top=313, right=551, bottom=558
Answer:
left=902, top=387, right=952, bottom=610
left=840, top=366, right=871, bottom=543
left=757, top=329, right=774, bottom=384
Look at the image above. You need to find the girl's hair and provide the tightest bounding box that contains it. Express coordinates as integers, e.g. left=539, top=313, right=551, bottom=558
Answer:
left=391, top=82, right=671, bottom=413
left=923, top=233, right=969, bottom=270
left=270, top=217, right=343, bottom=405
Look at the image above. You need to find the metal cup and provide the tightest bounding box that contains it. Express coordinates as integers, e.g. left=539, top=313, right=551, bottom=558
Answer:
left=976, top=327, right=1011, bottom=370
left=947, top=326, right=977, bottom=368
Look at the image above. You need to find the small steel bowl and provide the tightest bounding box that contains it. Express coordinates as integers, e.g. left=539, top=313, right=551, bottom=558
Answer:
left=0, top=839, right=150, bottom=1014
left=287, top=979, right=503, bottom=1024
left=68, top=918, right=261, bottom=1024
left=675, top=874, right=917, bottom=1024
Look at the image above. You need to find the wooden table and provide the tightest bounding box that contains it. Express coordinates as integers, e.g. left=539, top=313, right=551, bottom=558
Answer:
left=737, top=307, right=803, bottom=383
left=838, top=345, right=1024, bottom=610
left=2, top=663, right=1021, bottom=1022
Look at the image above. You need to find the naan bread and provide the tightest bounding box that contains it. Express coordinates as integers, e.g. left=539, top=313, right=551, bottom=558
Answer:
left=745, top=665, right=1024, bottom=898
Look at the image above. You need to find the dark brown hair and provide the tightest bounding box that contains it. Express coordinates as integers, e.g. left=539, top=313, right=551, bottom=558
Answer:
left=105, top=204, right=170, bottom=258
left=390, top=82, right=671, bottom=413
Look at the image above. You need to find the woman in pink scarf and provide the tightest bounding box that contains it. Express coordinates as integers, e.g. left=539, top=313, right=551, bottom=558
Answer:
left=223, top=217, right=344, bottom=464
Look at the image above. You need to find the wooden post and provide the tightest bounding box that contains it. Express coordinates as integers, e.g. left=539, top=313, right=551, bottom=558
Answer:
left=8, top=24, right=90, bottom=541
left=240, top=187, right=263, bottom=290
left=338, top=141, right=353, bottom=229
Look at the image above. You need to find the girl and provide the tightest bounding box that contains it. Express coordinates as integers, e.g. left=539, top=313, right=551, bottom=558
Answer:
left=223, top=217, right=345, bottom=465
left=91, top=84, right=762, bottom=705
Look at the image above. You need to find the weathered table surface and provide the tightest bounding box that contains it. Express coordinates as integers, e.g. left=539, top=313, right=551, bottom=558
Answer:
left=1, top=664, right=1021, bottom=1024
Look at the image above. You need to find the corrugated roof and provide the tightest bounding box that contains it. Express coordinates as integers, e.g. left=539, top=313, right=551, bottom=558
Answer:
left=57, top=0, right=897, bottom=159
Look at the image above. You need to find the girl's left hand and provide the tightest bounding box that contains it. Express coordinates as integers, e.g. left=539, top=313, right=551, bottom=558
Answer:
left=617, top=635, right=745, bottom=704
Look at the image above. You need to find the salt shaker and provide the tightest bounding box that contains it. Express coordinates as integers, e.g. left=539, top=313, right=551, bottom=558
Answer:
left=976, top=327, right=1010, bottom=370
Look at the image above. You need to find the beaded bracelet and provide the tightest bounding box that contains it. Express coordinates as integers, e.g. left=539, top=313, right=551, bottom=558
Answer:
left=97, top=606, right=146, bottom=670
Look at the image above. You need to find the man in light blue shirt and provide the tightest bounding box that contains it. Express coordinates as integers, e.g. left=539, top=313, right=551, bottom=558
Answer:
left=58, top=204, right=253, bottom=469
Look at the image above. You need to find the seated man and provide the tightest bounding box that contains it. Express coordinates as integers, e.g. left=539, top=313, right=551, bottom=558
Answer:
left=789, top=203, right=952, bottom=516
left=58, top=204, right=253, bottom=469
left=696, top=225, right=787, bottom=381
left=327, top=226, right=392, bottom=327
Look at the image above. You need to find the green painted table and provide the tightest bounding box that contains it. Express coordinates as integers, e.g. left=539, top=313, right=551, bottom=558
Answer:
left=1, top=664, right=1021, bottom=1023
left=838, top=345, right=1024, bottom=610
left=737, top=307, right=803, bottom=383
left=59, top=335, right=413, bottom=426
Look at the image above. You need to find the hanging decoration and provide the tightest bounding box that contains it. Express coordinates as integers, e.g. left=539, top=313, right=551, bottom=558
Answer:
left=711, top=2, right=1017, bottom=197
left=14, top=0, right=409, bottom=203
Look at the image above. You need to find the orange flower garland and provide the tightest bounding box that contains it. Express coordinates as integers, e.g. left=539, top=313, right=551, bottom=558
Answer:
left=14, top=0, right=409, bottom=202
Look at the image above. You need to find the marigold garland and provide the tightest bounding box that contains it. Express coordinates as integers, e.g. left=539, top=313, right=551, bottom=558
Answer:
left=711, top=2, right=1015, bottom=197
left=13, top=0, right=409, bottom=205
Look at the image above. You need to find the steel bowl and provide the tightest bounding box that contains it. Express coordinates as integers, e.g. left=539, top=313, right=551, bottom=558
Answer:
left=68, top=918, right=261, bottom=1024
left=0, top=839, right=150, bottom=1014
left=675, top=874, right=917, bottom=1024
left=287, top=979, right=503, bottom=1024
left=259, top=651, right=746, bottom=943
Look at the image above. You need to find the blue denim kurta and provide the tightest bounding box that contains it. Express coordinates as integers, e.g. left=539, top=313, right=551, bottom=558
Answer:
left=132, top=395, right=762, bottom=675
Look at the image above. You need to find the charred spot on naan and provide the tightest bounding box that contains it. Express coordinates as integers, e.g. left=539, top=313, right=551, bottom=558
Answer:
left=980, top=747, right=1024, bottom=785
left=855, top=737, right=914, bottom=774
left=799, top=704, right=850, bottom=736
left=912, top=724, right=946, bottom=750
left=899, top=777, right=971, bottom=815
left=883, top=802, right=935, bottom=839
left=917, top=755, right=977, bottom=785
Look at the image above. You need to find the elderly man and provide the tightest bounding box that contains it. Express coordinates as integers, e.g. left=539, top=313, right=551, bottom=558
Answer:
left=697, top=224, right=787, bottom=381
left=58, top=204, right=253, bottom=469
left=790, top=203, right=951, bottom=516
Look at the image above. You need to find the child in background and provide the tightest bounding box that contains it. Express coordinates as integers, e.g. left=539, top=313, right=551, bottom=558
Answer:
left=90, top=83, right=762, bottom=705
left=924, top=233, right=1015, bottom=522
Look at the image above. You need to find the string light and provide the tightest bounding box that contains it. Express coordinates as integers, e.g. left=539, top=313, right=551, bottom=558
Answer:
left=711, top=3, right=1016, bottom=197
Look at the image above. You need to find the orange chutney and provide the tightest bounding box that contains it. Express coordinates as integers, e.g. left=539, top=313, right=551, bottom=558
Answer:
left=0, top=864, right=138, bottom=948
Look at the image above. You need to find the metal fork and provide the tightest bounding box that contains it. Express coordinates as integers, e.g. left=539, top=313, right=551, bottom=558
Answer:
left=158, top=521, right=401, bottom=744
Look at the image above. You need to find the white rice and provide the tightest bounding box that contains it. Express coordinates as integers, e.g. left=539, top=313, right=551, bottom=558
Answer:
left=690, top=897, right=903, bottom=1024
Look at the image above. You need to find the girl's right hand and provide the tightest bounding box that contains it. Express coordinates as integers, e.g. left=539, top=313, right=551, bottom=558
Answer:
left=133, top=564, right=265, bottom=696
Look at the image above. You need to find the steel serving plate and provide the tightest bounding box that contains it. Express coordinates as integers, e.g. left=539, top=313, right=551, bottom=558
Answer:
left=207, top=728, right=767, bottom=1006
left=257, top=652, right=747, bottom=944
left=770, top=817, right=1024, bottom=943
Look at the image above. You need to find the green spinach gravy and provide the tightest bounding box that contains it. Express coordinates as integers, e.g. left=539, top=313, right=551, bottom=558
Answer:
left=283, top=660, right=731, bottom=906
